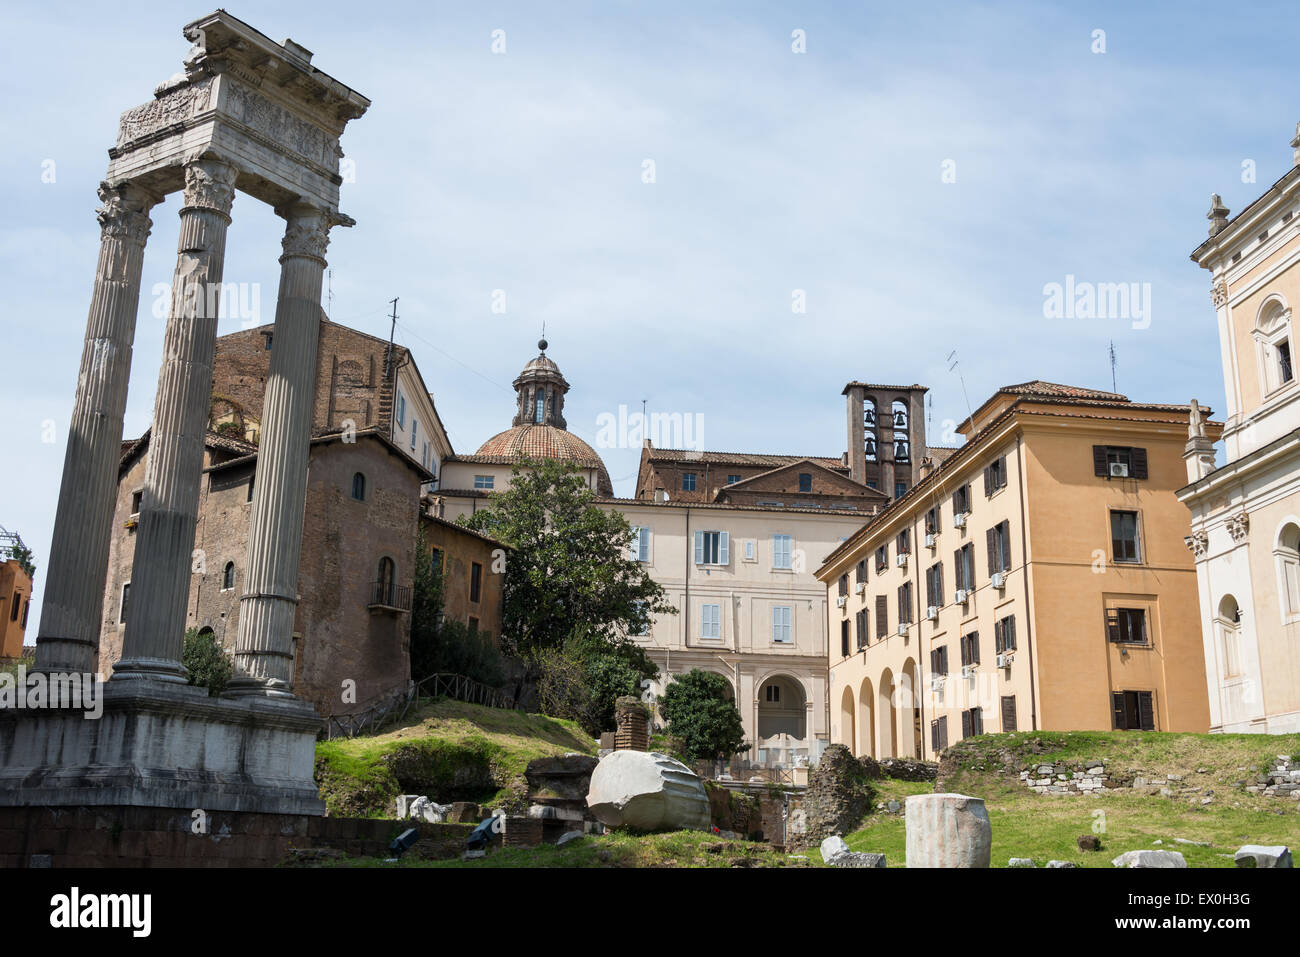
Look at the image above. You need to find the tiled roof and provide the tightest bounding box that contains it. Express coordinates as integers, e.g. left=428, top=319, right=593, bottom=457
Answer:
left=596, top=496, right=876, bottom=517
left=120, top=429, right=256, bottom=469
left=644, top=448, right=849, bottom=471
left=999, top=380, right=1128, bottom=401
left=841, top=381, right=928, bottom=395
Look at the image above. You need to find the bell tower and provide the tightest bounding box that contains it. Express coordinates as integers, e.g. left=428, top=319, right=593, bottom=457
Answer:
left=511, top=337, right=571, bottom=429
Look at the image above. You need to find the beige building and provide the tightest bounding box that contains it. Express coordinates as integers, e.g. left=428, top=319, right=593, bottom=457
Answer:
left=1179, top=130, right=1300, bottom=734
left=818, top=382, right=1214, bottom=760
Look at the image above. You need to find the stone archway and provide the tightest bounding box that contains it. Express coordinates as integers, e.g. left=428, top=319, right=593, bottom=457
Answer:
left=857, top=676, right=875, bottom=758
left=899, top=658, right=921, bottom=759
left=877, top=668, right=898, bottom=758
left=839, top=686, right=855, bottom=749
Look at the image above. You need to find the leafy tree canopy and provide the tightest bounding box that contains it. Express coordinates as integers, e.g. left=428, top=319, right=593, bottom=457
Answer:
left=659, top=669, right=748, bottom=763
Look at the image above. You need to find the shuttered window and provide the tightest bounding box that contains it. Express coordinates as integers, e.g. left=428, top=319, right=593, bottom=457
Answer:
left=629, top=526, right=651, bottom=562
left=694, top=530, right=729, bottom=565
left=700, top=603, right=721, bottom=638
left=897, top=581, right=913, bottom=624
left=994, top=615, right=1017, bottom=652
left=953, top=484, right=971, bottom=515
left=875, top=544, right=889, bottom=573
left=960, top=631, right=980, bottom=666
left=855, top=559, right=868, bottom=584
left=855, top=609, right=869, bottom=648
left=1000, top=695, right=1018, bottom=732
left=1093, top=445, right=1149, bottom=480
left=925, top=506, right=941, bottom=535
left=772, top=605, right=792, bottom=643
left=984, top=455, right=1007, bottom=496
left=986, top=521, right=1011, bottom=574
left=773, top=534, right=793, bottom=569
left=930, top=645, right=948, bottom=675
left=1111, top=690, right=1155, bottom=730
left=930, top=715, right=949, bottom=752
left=925, top=562, right=944, bottom=608
left=875, top=594, right=888, bottom=639
left=840, top=620, right=850, bottom=657
left=954, top=543, right=975, bottom=592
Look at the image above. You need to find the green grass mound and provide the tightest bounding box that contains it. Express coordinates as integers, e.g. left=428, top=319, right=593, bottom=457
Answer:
left=314, top=698, right=596, bottom=818
left=830, top=731, right=1300, bottom=869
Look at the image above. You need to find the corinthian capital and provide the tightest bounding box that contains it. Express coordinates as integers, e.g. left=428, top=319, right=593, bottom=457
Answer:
left=276, top=202, right=351, bottom=264
left=96, top=181, right=159, bottom=245
left=181, top=157, right=238, bottom=216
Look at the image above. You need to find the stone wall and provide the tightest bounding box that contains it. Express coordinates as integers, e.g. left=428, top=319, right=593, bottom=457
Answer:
left=795, top=744, right=875, bottom=849
left=1245, top=755, right=1300, bottom=798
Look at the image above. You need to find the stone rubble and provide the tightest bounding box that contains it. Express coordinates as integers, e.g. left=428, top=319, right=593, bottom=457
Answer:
left=1234, top=844, right=1293, bottom=868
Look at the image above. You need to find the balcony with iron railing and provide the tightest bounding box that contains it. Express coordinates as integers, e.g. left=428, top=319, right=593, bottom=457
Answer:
left=367, top=580, right=412, bottom=613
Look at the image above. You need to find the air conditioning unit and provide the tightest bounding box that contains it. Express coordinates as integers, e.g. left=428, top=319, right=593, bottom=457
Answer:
left=955, top=588, right=970, bottom=605
left=962, top=664, right=977, bottom=678
left=836, top=596, right=847, bottom=608
left=855, top=582, right=866, bottom=595
left=929, top=675, right=945, bottom=692
left=1109, top=461, right=1129, bottom=478
left=927, top=605, right=939, bottom=621
left=991, top=572, right=1006, bottom=590
left=996, top=653, right=1012, bottom=668
left=953, top=512, right=968, bottom=529
left=925, top=533, right=937, bottom=548
left=897, top=622, right=908, bottom=637
left=896, top=553, right=908, bottom=568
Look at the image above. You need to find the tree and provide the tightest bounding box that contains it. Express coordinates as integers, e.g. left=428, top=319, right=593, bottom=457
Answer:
left=460, top=457, right=675, bottom=653
left=2, top=538, right=35, bottom=581
left=182, top=627, right=233, bottom=697
left=536, top=627, right=658, bottom=736
left=659, top=669, right=748, bottom=762
left=410, top=527, right=505, bottom=688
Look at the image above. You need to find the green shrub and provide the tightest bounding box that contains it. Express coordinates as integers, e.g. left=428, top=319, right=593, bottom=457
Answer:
left=182, top=627, right=233, bottom=696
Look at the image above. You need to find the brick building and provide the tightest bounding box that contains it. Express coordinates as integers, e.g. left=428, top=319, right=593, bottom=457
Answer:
left=420, top=516, right=507, bottom=642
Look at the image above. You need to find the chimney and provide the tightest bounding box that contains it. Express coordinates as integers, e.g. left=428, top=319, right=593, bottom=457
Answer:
left=654, top=487, right=667, bottom=503
left=919, top=456, right=935, bottom=480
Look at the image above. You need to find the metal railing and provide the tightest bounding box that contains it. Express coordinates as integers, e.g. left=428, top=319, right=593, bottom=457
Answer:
left=367, top=579, right=412, bottom=611
left=320, top=671, right=516, bottom=740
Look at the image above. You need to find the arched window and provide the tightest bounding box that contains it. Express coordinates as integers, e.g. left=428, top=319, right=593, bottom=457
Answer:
left=1276, top=522, right=1300, bottom=621
left=535, top=391, right=546, bottom=423
left=351, top=472, right=366, bottom=501
left=1216, top=595, right=1243, bottom=678
left=863, top=398, right=878, bottom=462
left=1255, top=298, right=1295, bottom=395
left=222, top=561, right=235, bottom=591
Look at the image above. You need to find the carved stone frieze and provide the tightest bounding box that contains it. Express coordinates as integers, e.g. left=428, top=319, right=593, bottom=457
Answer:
left=116, top=78, right=214, bottom=149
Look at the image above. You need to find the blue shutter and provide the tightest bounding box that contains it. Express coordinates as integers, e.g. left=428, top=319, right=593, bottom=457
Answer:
left=694, top=530, right=704, bottom=564
left=719, top=531, right=730, bottom=565
left=639, top=527, right=651, bottom=563
left=629, top=527, right=640, bottom=560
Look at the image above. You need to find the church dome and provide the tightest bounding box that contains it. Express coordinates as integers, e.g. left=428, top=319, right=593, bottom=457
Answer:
left=470, top=340, right=613, bottom=495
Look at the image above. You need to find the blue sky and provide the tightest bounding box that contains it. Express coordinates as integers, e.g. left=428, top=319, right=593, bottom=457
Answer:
left=2, top=0, right=1294, bottom=630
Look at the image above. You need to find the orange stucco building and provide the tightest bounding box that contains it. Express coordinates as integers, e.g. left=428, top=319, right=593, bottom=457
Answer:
left=817, top=381, right=1217, bottom=760
left=0, top=560, right=32, bottom=659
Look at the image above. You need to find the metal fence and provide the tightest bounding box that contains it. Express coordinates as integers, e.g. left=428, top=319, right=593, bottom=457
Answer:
left=320, top=672, right=515, bottom=740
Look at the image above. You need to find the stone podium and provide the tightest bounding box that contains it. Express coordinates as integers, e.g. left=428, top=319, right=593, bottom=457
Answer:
left=0, top=11, right=368, bottom=820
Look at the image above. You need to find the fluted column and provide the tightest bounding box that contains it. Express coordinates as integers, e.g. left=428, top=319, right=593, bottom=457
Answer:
left=34, top=182, right=159, bottom=676
left=114, top=157, right=238, bottom=682
left=226, top=203, right=334, bottom=697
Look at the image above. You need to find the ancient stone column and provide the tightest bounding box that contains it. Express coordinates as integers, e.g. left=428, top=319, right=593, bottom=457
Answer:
left=34, top=182, right=159, bottom=676
left=114, top=157, right=238, bottom=682
left=225, top=202, right=333, bottom=697
left=904, top=792, right=992, bottom=867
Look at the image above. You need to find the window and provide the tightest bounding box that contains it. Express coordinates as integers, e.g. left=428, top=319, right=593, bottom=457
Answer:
left=1001, top=695, right=1018, bottom=732
left=1277, top=524, right=1300, bottom=619
left=1217, top=596, right=1242, bottom=676
left=897, top=529, right=910, bottom=555
left=799, top=473, right=812, bottom=492
left=924, top=505, right=941, bottom=536
left=263, top=332, right=274, bottom=350
left=1281, top=340, right=1295, bottom=383
left=925, top=562, right=944, bottom=610
left=875, top=594, right=888, bottom=639
left=773, top=534, right=793, bottom=569
left=838, top=573, right=850, bottom=598
left=897, top=581, right=913, bottom=624
left=10, top=591, right=20, bottom=622
left=772, top=605, right=792, bottom=643
left=629, top=526, right=651, bottom=563
left=222, top=561, right=235, bottom=591
left=994, top=615, right=1017, bottom=652
left=351, top=472, right=366, bottom=501
left=422, top=441, right=429, bottom=469
left=469, top=562, right=482, bottom=603
left=984, top=456, right=1007, bottom=495
left=987, top=521, right=1011, bottom=573
left=894, top=481, right=906, bottom=499
left=1112, top=690, right=1155, bottom=731
left=855, top=609, right=868, bottom=649
left=960, top=631, right=980, bottom=667
left=875, top=544, right=889, bottom=573
left=535, top=393, right=545, bottom=423
left=930, top=715, right=949, bottom=752
left=930, top=645, right=948, bottom=675
left=694, top=530, right=729, bottom=565
left=1091, top=445, right=1148, bottom=479
left=409, top=418, right=418, bottom=451
left=376, top=557, right=396, bottom=606
left=727, top=474, right=741, bottom=484
left=840, top=620, right=850, bottom=657
left=765, top=684, right=781, bottom=703
left=855, top=559, right=867, bottom=585
left=954, top=543, right=975, bottom=593
left=682, top=472, right=697, bottom=492
left=396, top=391, right=407, bottom=429
left=1106, top=607, right=1147, bottom=645
left=961, top=707, right=983, bottom=738
left=430, top=548, right=443, bottom=573
left=474, top=474, right=495, bottom=490
left=1110, top=511, right=1141, bottom=563
left=701, top=603, right=721, bottom=639
left=744, top=539, right=756, bottom=561
left=631, top=601, right=650, bottom=636
left=1255, top=300, right=1296, bottom=394
left=953, top=484, right=971, bottom=516
left=130, top=490, right=142, bottom=515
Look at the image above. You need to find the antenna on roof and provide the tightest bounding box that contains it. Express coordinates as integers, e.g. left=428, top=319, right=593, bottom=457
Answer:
left=384, top=297, right=398, bottom=380
left=1109, top=340, right=1118, bottom=393
left=947, top=350, right=975, bottom=431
